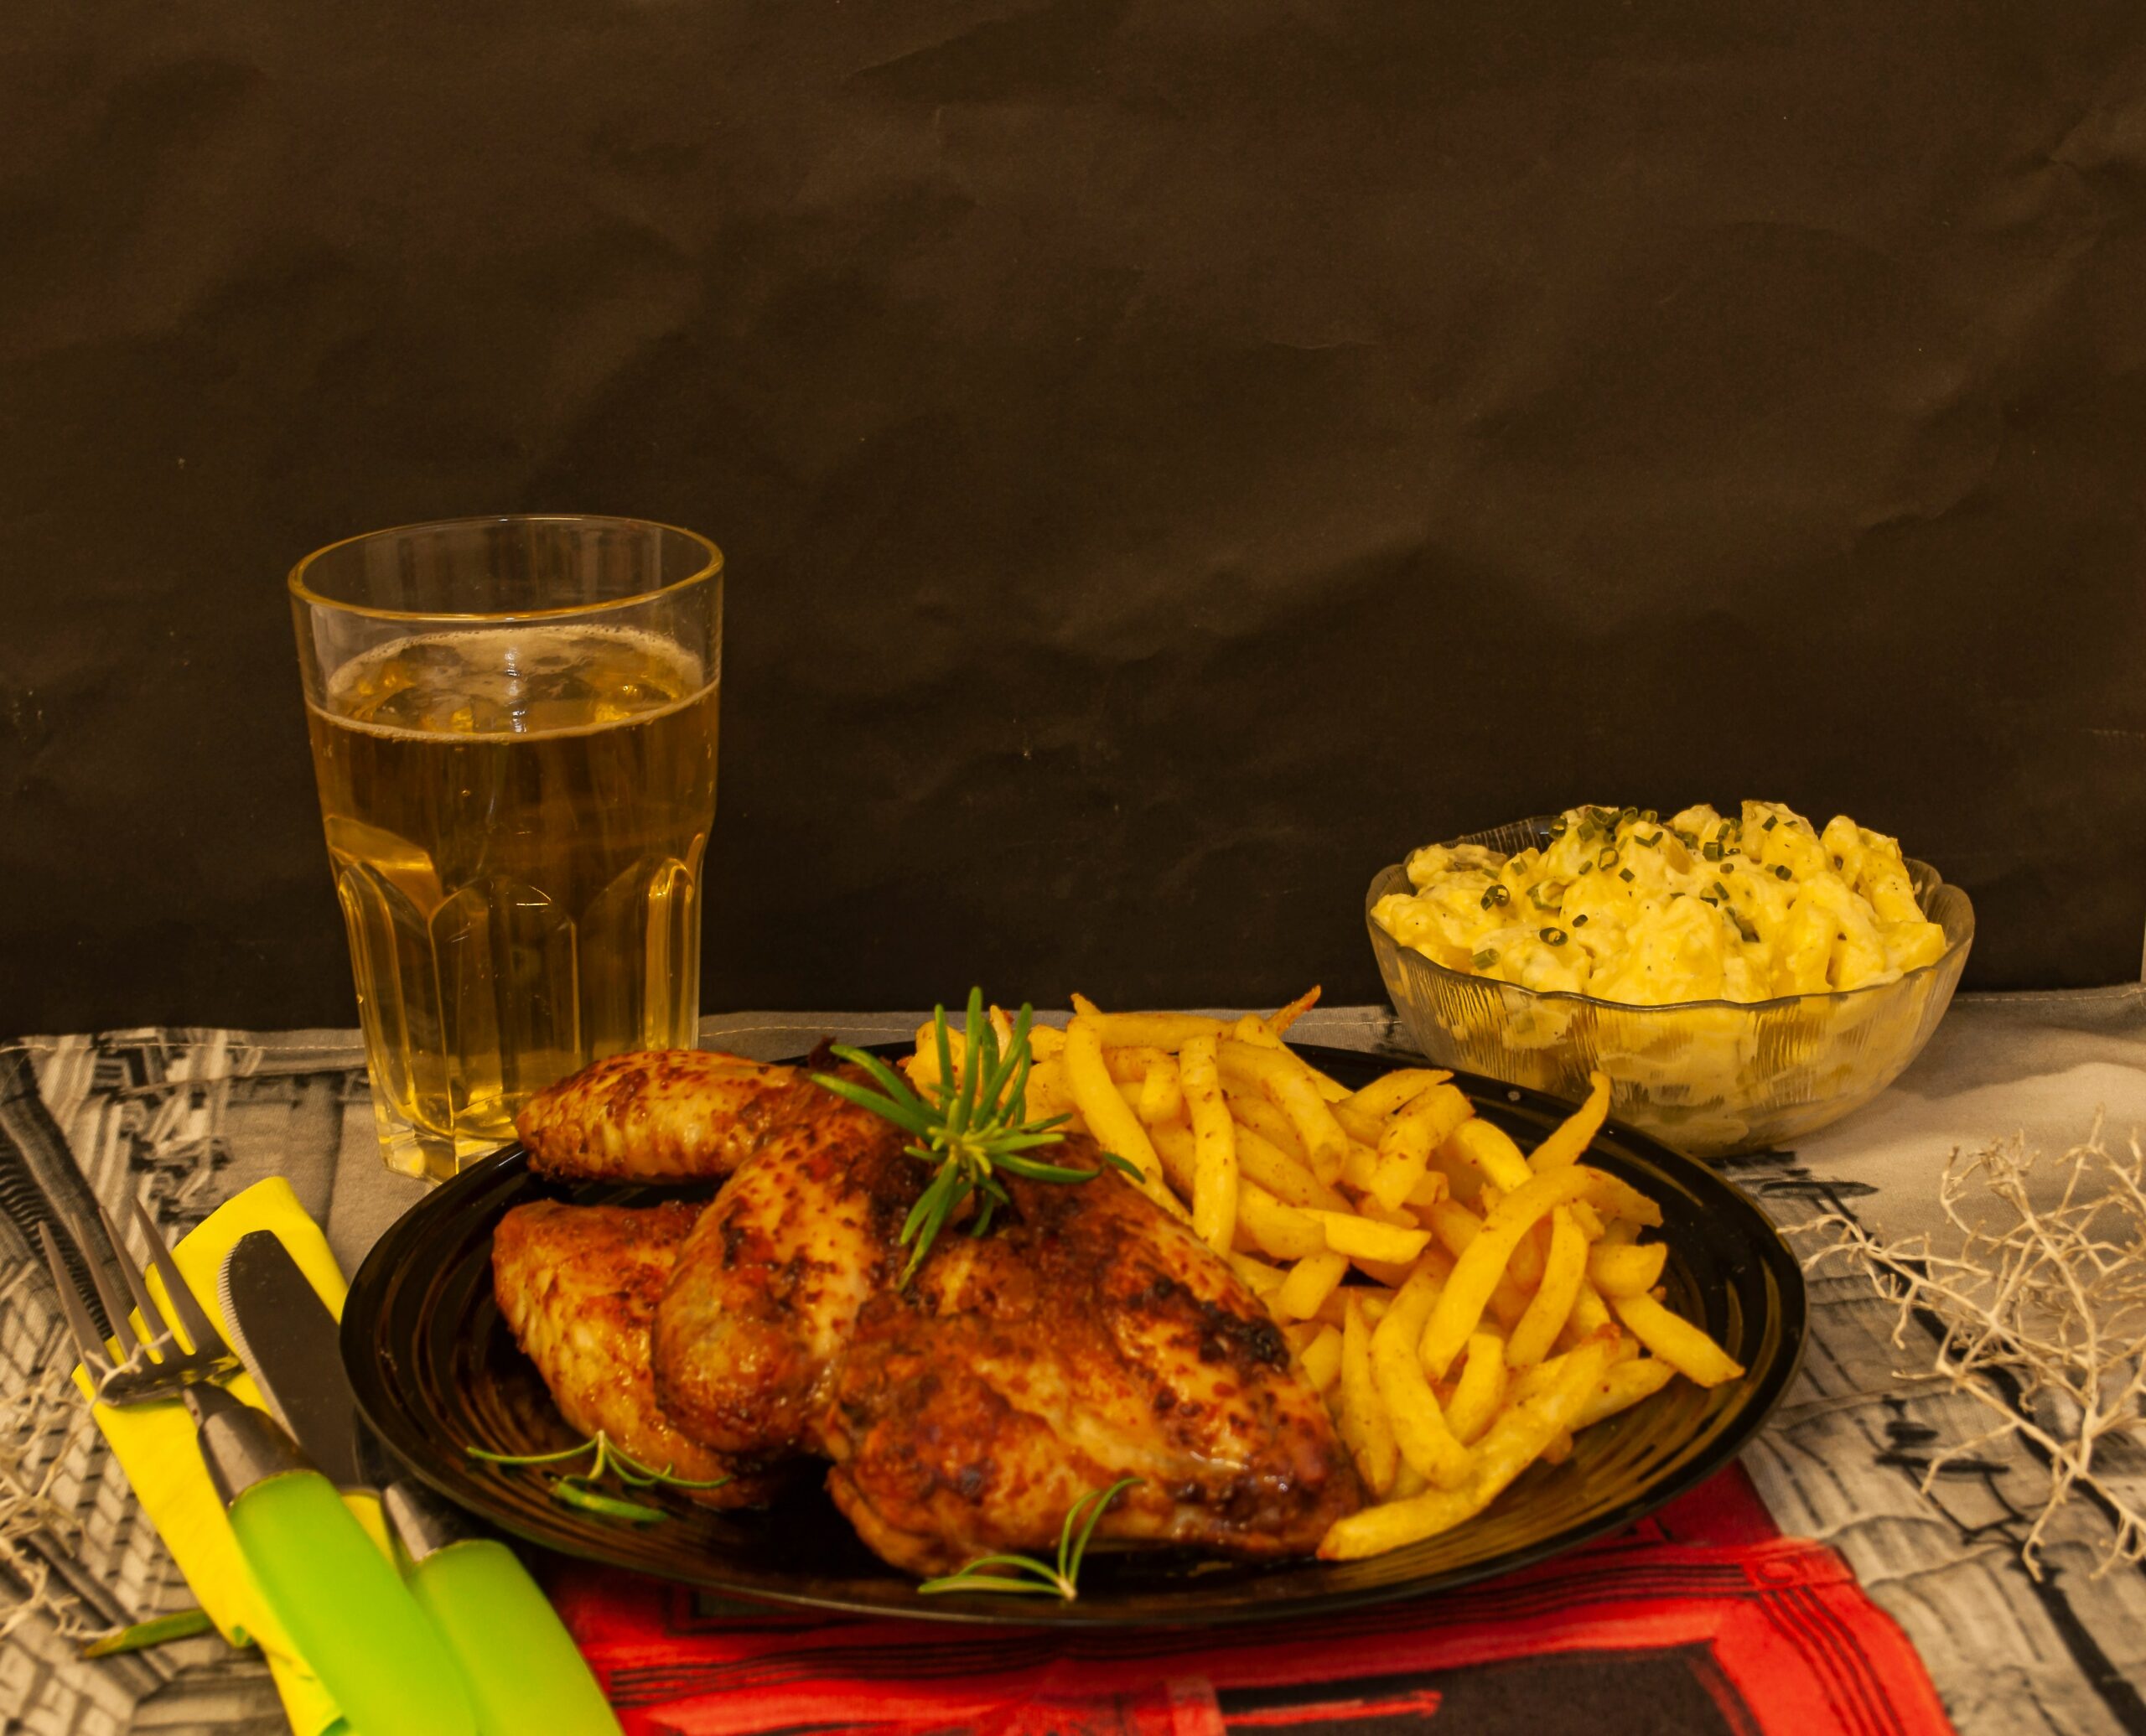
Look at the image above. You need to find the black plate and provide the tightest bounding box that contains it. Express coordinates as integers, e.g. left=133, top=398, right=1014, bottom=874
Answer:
left=343, top=1044, right=1806, bottom=1626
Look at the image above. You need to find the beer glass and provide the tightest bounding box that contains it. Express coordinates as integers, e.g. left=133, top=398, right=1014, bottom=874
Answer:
left=290, top=516, right=723, bottom=1179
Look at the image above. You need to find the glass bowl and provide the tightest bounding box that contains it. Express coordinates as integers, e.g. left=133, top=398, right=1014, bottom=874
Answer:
left=1366, top=816, right=1974, bottom=1158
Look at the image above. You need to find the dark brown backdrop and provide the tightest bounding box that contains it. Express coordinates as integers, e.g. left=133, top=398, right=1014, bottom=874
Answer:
left=3, top=0, right=2144, bottom=1030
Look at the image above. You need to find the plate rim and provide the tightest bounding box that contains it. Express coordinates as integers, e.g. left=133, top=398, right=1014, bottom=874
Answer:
left=343, top=1042, right=1809, bottom=1627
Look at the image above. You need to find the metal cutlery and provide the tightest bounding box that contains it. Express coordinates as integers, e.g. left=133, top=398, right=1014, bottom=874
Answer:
left=40, top=1203, right=476, bottom=1736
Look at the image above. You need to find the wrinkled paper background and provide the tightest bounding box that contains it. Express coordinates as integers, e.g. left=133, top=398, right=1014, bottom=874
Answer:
left=3, top=0, right=2145, bottom=1031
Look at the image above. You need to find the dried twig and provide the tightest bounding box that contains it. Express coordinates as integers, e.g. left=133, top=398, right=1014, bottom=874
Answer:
left=0, top=1362, right=96, bottom=1641
left=1799, top=1116, right=2146, bottom=1579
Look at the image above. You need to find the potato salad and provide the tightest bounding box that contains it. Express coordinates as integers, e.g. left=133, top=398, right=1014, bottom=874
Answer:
left=1372, top=802, right=1952, bottom=1005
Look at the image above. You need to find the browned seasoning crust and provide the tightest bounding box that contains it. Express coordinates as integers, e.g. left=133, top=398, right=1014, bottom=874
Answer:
left=814, top=1137, right=1362, bottom=1575
left=515, top=1050, right=801, bottom=1181
left=505, top=1048, right=1360, bottom=1573
left=490, top=1199, right=789, bottom=1505
left=651, top=1064, right=925, bottom=1459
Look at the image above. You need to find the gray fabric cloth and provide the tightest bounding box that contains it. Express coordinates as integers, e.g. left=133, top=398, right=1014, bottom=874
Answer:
left=3, top=994, right=2144, bottom=1733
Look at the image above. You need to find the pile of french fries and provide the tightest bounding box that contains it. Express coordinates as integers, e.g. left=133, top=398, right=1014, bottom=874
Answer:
left=904, top=989, right=1746, bottom=1562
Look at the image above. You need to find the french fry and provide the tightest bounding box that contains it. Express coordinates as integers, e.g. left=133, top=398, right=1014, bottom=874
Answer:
left=1350, top=1194, right=1422, bottom=1231
left=1137, top=1055, right=1184, bottom=1127
left=1583, top=1170, right=1665, bottom=1228
left=1508, top=1331, right=1641, bottom=1405
left=1298, top=1323, right=1344, bottom=1394
left=1418, top=1168, right=1608, bottom=1379
left=1275, top=1250, right=1350, bottom=1321
left=1102, top=1044, right=1174, bottom=1085
left=1226, top=1088, right=1307, bottom=1162
left=1234, top=1181, right=1328, bottom=1261
left=1424, top=1200, right=1533, bottom=1329
left=1366, top=1085, right=1475, bottom=1215
left=1332, top=1101, right=1392, bottom=1147
left=1568, top=1355, right=1677, bottom=1430
left=1340, top=1293, right=1399, bottom=1496
left=1235, top=1127, right=1349, bottom=1211
left=1555, top=1278, right=1616, bottom=1352
left=1221, top=1041, right=1350, bottom=1182
left=1586, top=1241, right=1669, bottom=1298
left=1226, top=1250, right=1285, bottom=1298
left=1154, top=1119, right=1345, bottom=1213
left=1527, top=1070, right=1613, bottom=1174
left=1174, top=1033, right=1237, bottom=1254
left=1600, top=1216, right=1640, bottom=1246
left=1444, top=1118, right=1533, bottom=1193
left=1267, top=986, right=1321, bottom=1034
left=1064, top=1016, right=1186, bottom=1219
left=1309, top=1210, right=1432, bottom=1267
left=1071, top=1008, right=1226, bottom=1050
left=1014, top=1054, right=1075, bottom=1121
left=1319, top=1334, right=1615, bottom=1559
left=1444, top=1330, right=1507, bottom=1445
left=1365, top=1101, right=1430, bottom=1215
left=1344, top=1066, right=1453, bottom=1122
left=1610, top=1292, right=1745, bottom=1386
left=1504, top=1207, right=1588, bottom=1368
left=1231, top=1013, right=1283, bottom=1049
left=1371, top=1260, right=1473, bottom=1488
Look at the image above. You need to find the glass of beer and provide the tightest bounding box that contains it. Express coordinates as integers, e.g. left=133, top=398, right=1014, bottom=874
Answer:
left=289, top=516, right=723, bottom=1179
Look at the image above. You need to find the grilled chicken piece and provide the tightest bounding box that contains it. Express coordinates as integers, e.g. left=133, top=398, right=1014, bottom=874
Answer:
left=651, top=1065, right=920, bottom=1459
left=516, top=1050, right=800, bottom=1181
left=491, top=1199, right=786, bottom=1505
left=816, top=1144, right=1361, bottom=1575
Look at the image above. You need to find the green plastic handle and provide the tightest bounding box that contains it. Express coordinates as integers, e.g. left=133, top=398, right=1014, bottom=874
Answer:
left=407, top=1538, right=622, bottom=1736
left=228, top=1470, right=476, bottom=1736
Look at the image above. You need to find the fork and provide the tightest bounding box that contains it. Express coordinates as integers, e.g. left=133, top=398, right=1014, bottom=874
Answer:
left=37, top=1200, right=238, bottom=1402
left=43, top=1203, right=477, bottom=1736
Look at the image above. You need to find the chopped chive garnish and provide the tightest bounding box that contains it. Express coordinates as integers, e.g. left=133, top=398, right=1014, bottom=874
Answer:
left=1619, top=867, right=1635, bottom=883
left=1636, top=832, right=1660, bottom=848
left=1762, top=816, right=1777, bottom=831
left=1641, top=809, right=1657, bottom=823
left=1473, top=948, right=1499, bottom=968
left=1833, top=855, right=1844, bottom=868
left=1703, top=840, right=1722, bottom=861
left=1597, top=847, right=1618, bottom=868
left=1573, top=913, right=1589, bottom=925
left=1774, top=864, right=1792, bottom=880
left=1540, top=926, right=1568, bottom=946
left=1722, top=861, right=1735, bottom=873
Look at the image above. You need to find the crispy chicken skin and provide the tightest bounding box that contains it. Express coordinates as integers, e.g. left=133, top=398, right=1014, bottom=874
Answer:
left=816, top=1143, right=1362, bottom=1575
left=651, top=1065, right=924, bottom=1459
left=490, top=1200, right=785, bottom=1505
left=510, top=1048, right=1359, bottom=1572
left=515, top=1050, right=801, bottom=1181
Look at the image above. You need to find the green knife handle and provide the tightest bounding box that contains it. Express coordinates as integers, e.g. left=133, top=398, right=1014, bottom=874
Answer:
left=228, top=1470, right=476, bottom=1736
left=407, top=1538, right=622, bottom=1736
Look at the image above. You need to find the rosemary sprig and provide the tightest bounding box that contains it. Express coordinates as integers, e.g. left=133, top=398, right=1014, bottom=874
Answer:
left=466, top=1430, right=731, bottom=1524
left=812, top=987, right=1142, bottom=1282
left=916, top=1477, right=1143, bottom=1599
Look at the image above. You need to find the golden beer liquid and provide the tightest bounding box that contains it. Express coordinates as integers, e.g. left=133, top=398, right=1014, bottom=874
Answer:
left=306, top=624, right=718, bottom=1179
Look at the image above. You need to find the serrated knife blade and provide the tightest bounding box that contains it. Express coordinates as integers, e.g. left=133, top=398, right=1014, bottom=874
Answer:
left=216, top=1231, right=366, bottom=1490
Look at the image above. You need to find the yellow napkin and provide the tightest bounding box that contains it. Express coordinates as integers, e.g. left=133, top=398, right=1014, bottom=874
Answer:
left=71, top=1177, right=351, bottom=1736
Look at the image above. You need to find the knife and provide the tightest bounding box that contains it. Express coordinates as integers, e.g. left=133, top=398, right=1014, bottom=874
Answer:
left=220, top=1231, right=622, bottom=1736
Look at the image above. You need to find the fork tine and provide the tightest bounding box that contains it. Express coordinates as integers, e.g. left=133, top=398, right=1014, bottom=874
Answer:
left=99, top=1201, right=168, bottom=1352
left=38, top=1222, right=114, bottom=1380
left=74, top=1216, right=143, bottom=1359
left=131, top=1197, right=229, bottom=1359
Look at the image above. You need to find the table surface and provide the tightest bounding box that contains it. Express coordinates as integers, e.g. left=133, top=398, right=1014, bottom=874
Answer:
left=4, top=988, right=2146, bottom=1735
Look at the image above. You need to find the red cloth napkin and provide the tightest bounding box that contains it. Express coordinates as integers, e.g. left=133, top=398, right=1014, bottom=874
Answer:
left=547, top=1467, right=1952, bottom=1736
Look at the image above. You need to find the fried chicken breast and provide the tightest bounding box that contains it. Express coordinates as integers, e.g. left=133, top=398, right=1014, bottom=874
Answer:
left=516, top=1050, right=801, bottom=1181
left=490, top=1199, right=785, bottom=1505
left=816, top=1144, right=1362, bottom=1575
